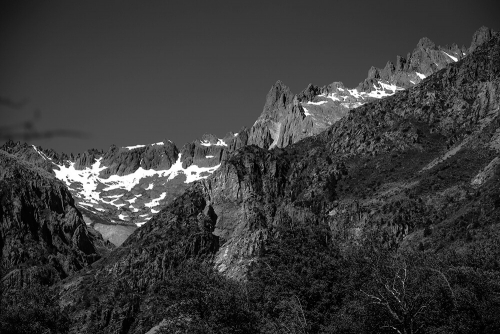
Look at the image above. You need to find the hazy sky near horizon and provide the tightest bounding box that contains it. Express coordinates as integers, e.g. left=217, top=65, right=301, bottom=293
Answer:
left=1, top=0, right=498, bottom=154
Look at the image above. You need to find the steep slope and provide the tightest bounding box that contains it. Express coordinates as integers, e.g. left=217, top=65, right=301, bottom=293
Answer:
left=0, top=151, right=110, bottom=291
left=57, top=29, right=500, bottom=333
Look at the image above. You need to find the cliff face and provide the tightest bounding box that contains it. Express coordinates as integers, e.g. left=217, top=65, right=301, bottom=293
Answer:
left=0, top=151, right=109, bottom=290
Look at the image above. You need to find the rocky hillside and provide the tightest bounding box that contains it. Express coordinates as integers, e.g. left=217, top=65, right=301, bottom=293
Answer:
left=53, top=28, right=500, bottom=333
left=0, top=151, right=111, bottom=292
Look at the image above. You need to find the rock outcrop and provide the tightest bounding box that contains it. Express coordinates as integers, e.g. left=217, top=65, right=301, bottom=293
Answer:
left=469, top=25, right=493, bottom=52
left=74, top=149, right=102, bottom=170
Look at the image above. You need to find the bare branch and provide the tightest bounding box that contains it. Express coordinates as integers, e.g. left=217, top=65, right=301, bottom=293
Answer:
left=425, top=267, right=454, bottom=301
left=381, top=325, right=403, bottom=334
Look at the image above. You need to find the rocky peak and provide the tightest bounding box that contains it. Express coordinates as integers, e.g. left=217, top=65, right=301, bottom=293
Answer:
left=262, top=80, right=294, bottom=117
left=74, top=149, right=102, bottom=170
left=383, top=61, right=396, bottom=79
left=140, top=140, right=179, bottom=170
left=296, top=83, right=321, bottom=102
left=199, top=133, right=216, bottom=143
left=180, top=134, right=231, bottom=169
left=417, top=36, right=436, bottom=50
left=469, top=26, right=493, bottom=52
left=321, top=82, right=347, bottom=95
left=367, top=66, right=381, bottom=80
left=396, top=55, right=406, bottom=71
left=0, top=140, right=58, bottom=171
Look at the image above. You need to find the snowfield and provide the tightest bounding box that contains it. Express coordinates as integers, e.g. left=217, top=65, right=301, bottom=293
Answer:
left=50, top=152, right=220, bottom=227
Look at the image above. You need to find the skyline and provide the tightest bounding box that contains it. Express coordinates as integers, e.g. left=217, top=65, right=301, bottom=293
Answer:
left=1, top=0, right=499, bottom=154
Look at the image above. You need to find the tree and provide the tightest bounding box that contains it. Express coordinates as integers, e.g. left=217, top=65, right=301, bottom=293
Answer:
left=361, top=258, right=454, bottom=334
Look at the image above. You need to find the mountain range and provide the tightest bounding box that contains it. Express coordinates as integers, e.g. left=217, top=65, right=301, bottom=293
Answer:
left=1, top=27, right=489, bottom=247
left=1, top=26, right=499, bottom=333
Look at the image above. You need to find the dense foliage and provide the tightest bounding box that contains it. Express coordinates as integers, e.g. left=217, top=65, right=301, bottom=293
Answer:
left=73, top=221, right=500, bottom=333
left=0, top=282, right=69, bottom=334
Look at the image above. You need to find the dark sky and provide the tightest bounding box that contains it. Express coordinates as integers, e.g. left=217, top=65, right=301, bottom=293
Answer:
left=1, top=0, right=498, bottom=154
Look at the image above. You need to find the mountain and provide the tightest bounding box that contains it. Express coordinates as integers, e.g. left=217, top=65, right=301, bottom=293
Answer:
left=39, top=27, right=500, bottom=333
left=246, top=28, right=476, bottom=150
left=2, top=28, right=490, bottom=249
left=0, top=150, right=111, bottom=292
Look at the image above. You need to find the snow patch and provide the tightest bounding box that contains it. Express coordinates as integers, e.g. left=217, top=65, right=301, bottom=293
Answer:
left=347, top=89, right=365, bottom=99
left=378, top=81, right=404, bottom=92
left=416, top=72, right=426, bottom=80
left=124, top=144, right=146, bottom=150
left=317, top=92, right=341, bottom=102
left=303, top=107, right=311, bottom=116
left=166, top=154, right=221, bottom=183
left=54, top=158, right=107, bottom=204
left=124, top=142, right=164, bottom=150
left=307, top=100, right=329, bottom=105
left=103, top=194, right=123, bottom=199
left=32, top=145, right=52, bottom=160
left=364, top=81, right=404, bottom=99
left=443, top=51, right=458, bottom=62
left=206, top=155, right=214, bottom=158
left=341, top=102, right=364, bottom=109
left=127, top=196, right=140, bottom=204
left=145, top=192, right=167, bottom=208
left=200, top=139, right=227, bottom=147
